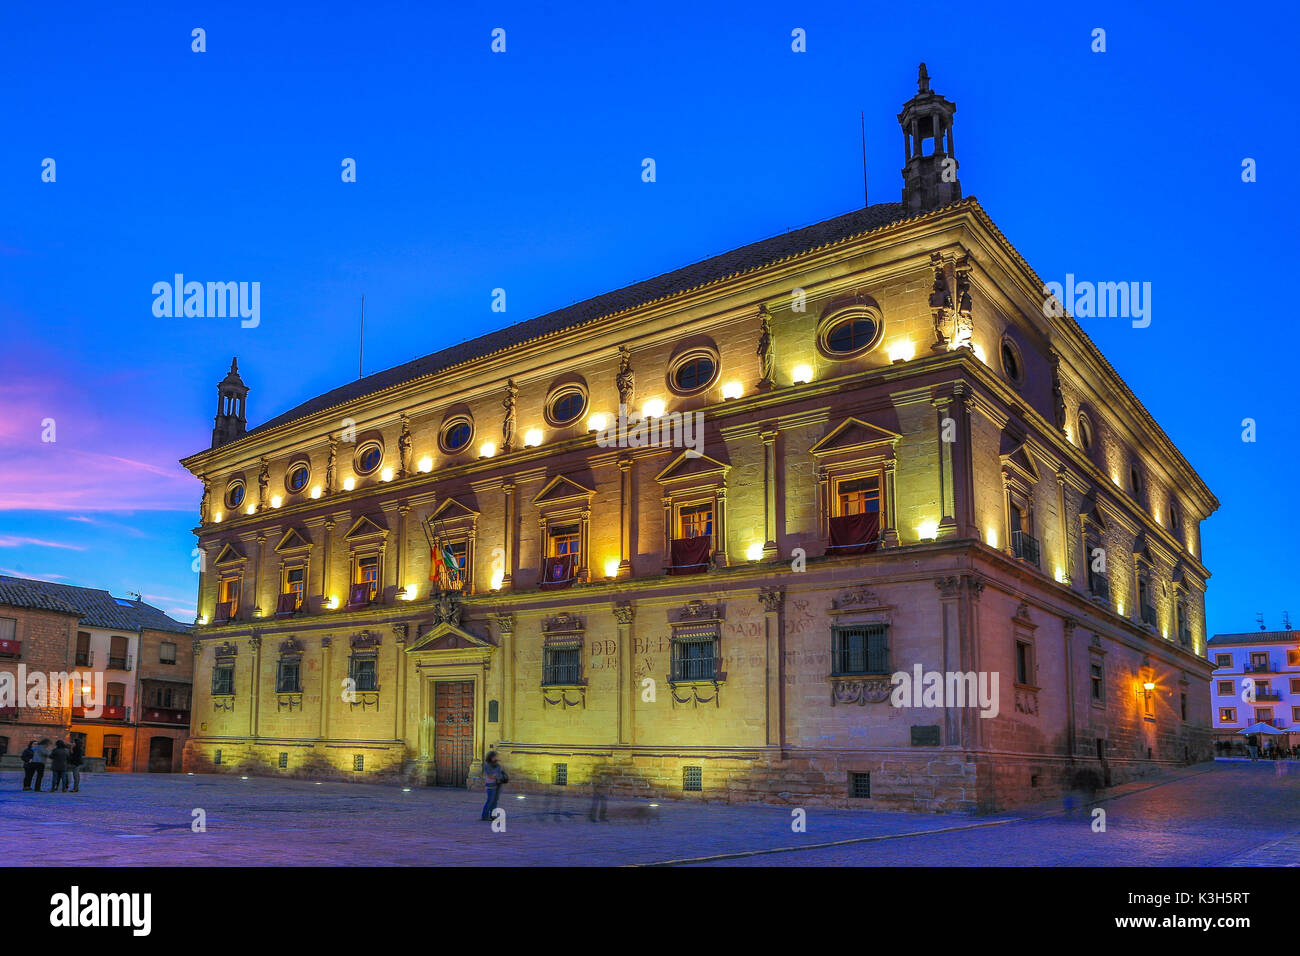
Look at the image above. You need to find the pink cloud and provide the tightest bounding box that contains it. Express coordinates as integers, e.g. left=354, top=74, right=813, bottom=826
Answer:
left=0, top=536, right=87, bottom=550
left=0, top=567, right=66, bottom=581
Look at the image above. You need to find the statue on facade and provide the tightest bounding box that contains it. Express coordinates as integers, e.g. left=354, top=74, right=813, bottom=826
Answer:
left=952, top=256, right=973, bottom=350
left=257, top=457, right=270, bottom=508
left=199, top=477, right=210, bottom=523
left=433, top=590, right=462, bottom=628
left=398, top=413, right=413, bottom=477
left=756, top=305, right=774, bottom=389
left=502, top=379, right=518, bottom=452
left=929, top=252, right=951, bottom=351
left=325, top=434, right=337, bottom=494
left=616, top=345, right=634, bottom=409
left=1050, top=352, right=1067, bottom=430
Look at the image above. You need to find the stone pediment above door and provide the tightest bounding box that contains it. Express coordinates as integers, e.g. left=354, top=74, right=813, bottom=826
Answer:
left=808, top=417, right=900, bottom=462
left=405, top=621, right=495, bottom=655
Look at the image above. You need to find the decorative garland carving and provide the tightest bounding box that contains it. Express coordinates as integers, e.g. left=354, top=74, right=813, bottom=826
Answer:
left=276, top=693, right=303, bottom=712
left=542, top=687, right=586, bottom=709
left=830, top=676, right=894, bottom=706
left=833, top=586, right=882, bottom=610
left=212, top=696, right=235, bottom=712
left=670, top=682, right=722, bottom=708
left=612, top=602, right=634, bottom=625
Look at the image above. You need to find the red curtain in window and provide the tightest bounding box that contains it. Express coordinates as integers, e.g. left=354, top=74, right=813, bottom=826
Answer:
left=275, top=592, right=299, bottom=616
left=213, top=601, right=232, bottom=624
left=668, top=536, right=712, bottom=575
left=828, top=512, right=880, bottom=555
left=540, top=553, right=577, bottom=590
left=346, top=582, right=372, bottom=609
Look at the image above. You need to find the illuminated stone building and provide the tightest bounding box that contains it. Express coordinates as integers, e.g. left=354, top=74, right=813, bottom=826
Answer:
left=180, top=67, right=1216, bottom=811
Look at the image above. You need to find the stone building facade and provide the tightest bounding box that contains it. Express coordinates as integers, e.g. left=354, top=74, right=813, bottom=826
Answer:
left=180, top=68, right=1216, bottom=812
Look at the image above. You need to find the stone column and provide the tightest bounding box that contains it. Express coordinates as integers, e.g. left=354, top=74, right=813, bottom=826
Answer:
left=321, top=519, right=335, bottom=607
left=578, top=505, right=591, bottom=583
left=393, top=624, right=408, bottom=743
left=934, top=396, right=956, bottom=537
left=1063, top=618, right=1077, bottom=761
left=319, top=636, right=332, bottom=740
left=714, top=487, right=729, bottom=567
left=618, top=458, right=633, bottom=577
left=614, top=602, right=634, bottom=745
left=1055, top=471, right=1070, bottom=583
left=761, top=429, right=779, bottom=559
left=882, top=454, right=900, bottom=547
left=248, top=633, right=262, bottom=739
left=501, top=481, right=515, bottom=589
left=952, top=384, right=978, bottom=540
left=397, top=503, right=409, bottom=596
left=759, top=587, right=785, bottom=749
left=253, top=533, right=267, bottom=615
left=496, top=613, right=515, bottom=741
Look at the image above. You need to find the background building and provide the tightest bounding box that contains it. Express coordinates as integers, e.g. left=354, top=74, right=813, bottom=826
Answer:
left=0, top=575, right=193, bottom=772
left=0, top=577, right=84, bottom=758
left=180, top=68, right=1216, bottom=812
left=1208, top=629, right=1300, bottom=752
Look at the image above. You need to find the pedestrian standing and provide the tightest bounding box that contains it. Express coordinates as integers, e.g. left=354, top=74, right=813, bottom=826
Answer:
left=20, top=740, right=37, bottom=791
left=49, top=740, right=69, bottom=792
left=480, top=750, right=508, bottom=821
left=29, top=738, right=50, bottom=792
left=68, top=738, right=84, bottom=792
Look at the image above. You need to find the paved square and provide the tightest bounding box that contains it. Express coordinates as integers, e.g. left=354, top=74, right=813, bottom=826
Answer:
left=2, top=761, right=1297, bottom=866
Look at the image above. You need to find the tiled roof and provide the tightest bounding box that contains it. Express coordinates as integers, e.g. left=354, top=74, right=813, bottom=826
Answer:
left=0, top=577, right=82, bottom=615
left=238, top=201, right=912, bottom=442
left=1208, top=631, right=1300, bottom=646
left=0, top=575, right=192, bottom=635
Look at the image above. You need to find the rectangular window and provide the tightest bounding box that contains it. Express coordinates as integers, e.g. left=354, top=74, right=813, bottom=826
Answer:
left=276, top=658, right=301, bottom=693
left=103, top=734, right=122, bottom=768
left=217, top=576, right=241, bottom=619
left=1217, top=680, right=1234, bottom=696
left=212, top=664, right=235, bottom=696
left=349, top=656, right=377, bottom=693
left=1293, top=707, right=1300, bottom=723
left=1015, top=640, right=1034, bottom=686
left=1250, top=652, right=1268, bottom=670
left=1289, top=650, right=1300, bottom=667
left=356, top=555, right=380, bottom=600
left=106, top=682, right=125, bottom=708
left=159, top=641, right=177, bottom=665
left=678, top=503, right=714, bottom=539
left=683, top=766, right=702, bottom=792
left=552, top=763, right=568, bottom=786
left=1255, top=708, right=1274, bottom=724
left=214, top=749, right=223, bottom=765
left=542, top=644, right=582, bottom=686
left=279, top=752, right=288, bottom=769
left=75, top=631, right=91, bottom=667
left=353, top=754, right=364, bottom=772
left=548, top=523, right=581, bottom=559
left=835, top=476, right=880, bottom=517
left=1291, top=678, right=1300, bottom=695
left=1219, top=708, right=1236, bottom=722
left=671, top=636, right=719, bottom=682
left=832, top=624, right=889, bottom=676
left=1214, top=653, right=1231, bottom=668
left=284, top=566, right=305, bottom=610
left=1180, top=692, right=1187, bottom=721
left=849, top=772, right=871, bottom=799
left=1090, top=663, right=1104, bottom=701
left=436, top=540, right=469, bottom=591
left=108, top=636, right=129, bottom=671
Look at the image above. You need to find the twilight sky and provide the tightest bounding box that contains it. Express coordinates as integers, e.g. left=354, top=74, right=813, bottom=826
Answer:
left=0, top=0, right=1295, bottom=631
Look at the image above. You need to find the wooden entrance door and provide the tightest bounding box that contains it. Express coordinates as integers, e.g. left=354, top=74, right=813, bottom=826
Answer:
left=434, top=681, right=474, bottom=787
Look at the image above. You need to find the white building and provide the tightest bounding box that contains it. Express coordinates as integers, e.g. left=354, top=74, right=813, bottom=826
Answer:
left=1207, top=629, right=1300, bottom=750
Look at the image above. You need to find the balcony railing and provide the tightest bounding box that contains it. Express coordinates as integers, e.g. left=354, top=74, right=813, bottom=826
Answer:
left=0, top=638, right=20, bottom=658
left=75, top=649, right=94, bottom=667
left=670, top=653, right=721, bottom=683
left=541, top=664, right=584, bottom=686
left=71, top=704, right=127, bottom=721
left=140, top=706, right=190, bottom=725
left=107, top=654, right=133, bottom=671
left=1087, top=571, right=1110, bottom=604
left=1140, top=604, right=1158, bottom=627
left=1011, top=530, right=1040, bottom=568
left=1244, top=662, right=1279, bottom=674
left=0, top=705, right=18, bottom=720
left=1253, top=691, right=1282, bottom=702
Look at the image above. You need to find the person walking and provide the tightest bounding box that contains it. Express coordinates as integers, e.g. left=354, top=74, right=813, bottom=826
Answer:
left=29, top=738, right=50, bottom=793
left=67, top=738, right=84, bottom=792
left=20, top=740, right=37, bottom=791
left=48, top=740, right=69, bottom=792
left=480, top=751, right=508, bottom=821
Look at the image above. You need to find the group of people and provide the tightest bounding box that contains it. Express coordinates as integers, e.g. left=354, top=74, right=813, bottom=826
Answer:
left=20, top=738, right=84, bottom=793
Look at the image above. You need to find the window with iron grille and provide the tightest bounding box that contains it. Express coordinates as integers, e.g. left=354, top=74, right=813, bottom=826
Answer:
left=1090, top=663, right=1104, bottom=702
left=683, top=766, right=702, bottom=791
left=213, top=749, right=223, bottom=765
left=103, top=734, right=122, bottom=768
left=553, top=763, right=568, bottom=785
left=349, top=655, right=378, bottom=692
left=831, top=624, right=889, bottom=676
left=212, top=664, right=234, bottom=696
left=353, top=754, right=365, bottom=771
left=543, top=643, right=583, bottom=686
left=276, top=658, right=301, bottom=693
left=849, top=772, right=871, bottom=799
left=671, top=635, right=719, bottom=682
left=279, top=752, right=288, bottom=769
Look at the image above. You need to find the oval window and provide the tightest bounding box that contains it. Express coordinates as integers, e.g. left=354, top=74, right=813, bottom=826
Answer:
left=1001, top=340, right=1022, bottom=384
left=287, top=463, right=309, bottom=493
left=549, top=389, right=586, bottom=425
left=1077, top=413, right=1094, bottom=453
left=441, top=418, right=473, bottom=453
left=672, top=355, right=715, bottom=393
left=226, top=483, right=245, bottom=509
left=356, top=443, right=383, bottom=475
left=826, top=317, right=878, bottom=355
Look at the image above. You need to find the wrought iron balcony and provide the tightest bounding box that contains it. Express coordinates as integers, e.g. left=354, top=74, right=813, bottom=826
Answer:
left=1244, top=662, right=1280, bottom=674
left=0, top=638, right=20, bottom=658
left=107, top=654, right=133, bottom=671
left=1087, top=571, right=1110, bottom=604
left=670, top=655, right=721, bottom=683
left=541, top=664, right=585, bottom=687
left=1011, top=530, right=1040, bottom=568
left=1253, top=691, right=1283, bottom=702
left=140, top=706, right=191, bottom=725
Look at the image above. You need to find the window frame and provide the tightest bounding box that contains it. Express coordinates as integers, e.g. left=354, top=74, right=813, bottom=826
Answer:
left=666, top=348, right=720, bottom=396
left=285, top=459, right=311, bottom=494
left=816, top=304, right=885, bottom=360
left=830, top=623, right=890, bottom=677
left=212, top=663, right=235, bottom=696
left=439, top=416, right=474, bottom=454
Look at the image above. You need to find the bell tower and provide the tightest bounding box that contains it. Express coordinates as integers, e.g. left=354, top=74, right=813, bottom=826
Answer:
left=212, top=357, right=249, bottom=447
left=898, top=63, right=961, bottom=215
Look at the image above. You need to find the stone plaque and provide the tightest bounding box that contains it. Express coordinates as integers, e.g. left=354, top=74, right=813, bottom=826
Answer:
left=488, top=699, right=499, bottom=723
left=911, top=725, right=941, bottom=747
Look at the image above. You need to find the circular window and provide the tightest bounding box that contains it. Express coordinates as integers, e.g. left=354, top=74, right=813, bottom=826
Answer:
left=225, top=480, right=245, bottom=509
left=546, top=385, right=587, bottom=426
left=668, top=351, right=718, bottom=394
left=286, top=461, right=310, bottom=493
left=1077, top=412, right=1094, bottom=453
left=817, top=305, right=884, bottom=358
left=440, top=416, right=474, bottom=453
left=355, top=442, right=383, bottom=475
left=1000, top=337, right=1024, bottom=385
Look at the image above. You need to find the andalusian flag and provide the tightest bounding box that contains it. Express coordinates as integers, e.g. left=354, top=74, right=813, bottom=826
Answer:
left=430, top=543, right=462, bottom=589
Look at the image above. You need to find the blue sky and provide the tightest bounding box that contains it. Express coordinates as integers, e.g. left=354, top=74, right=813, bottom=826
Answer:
left=0, top=0, right=1295, bottom=631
